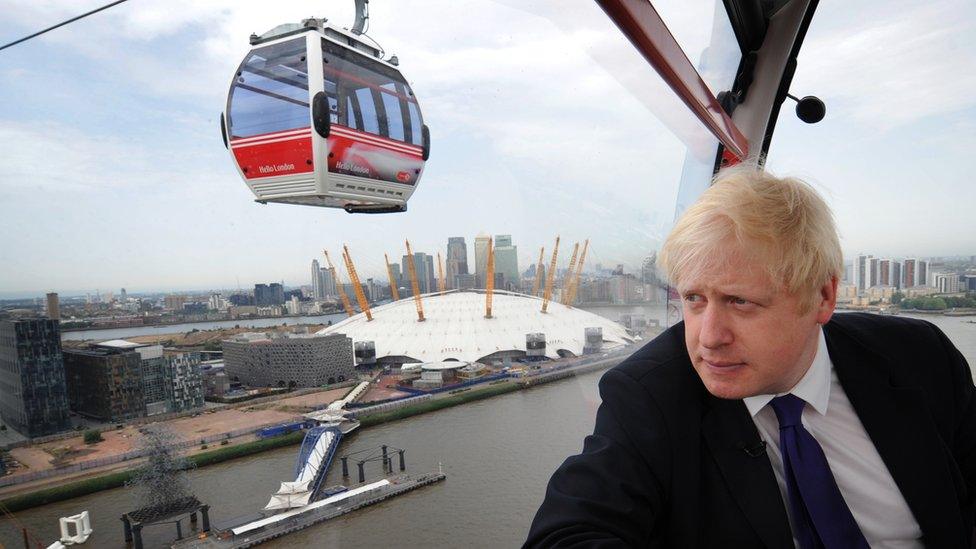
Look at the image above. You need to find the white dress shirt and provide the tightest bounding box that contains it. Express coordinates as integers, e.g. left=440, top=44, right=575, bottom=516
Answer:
left=743, top=328, right=923, bottom=548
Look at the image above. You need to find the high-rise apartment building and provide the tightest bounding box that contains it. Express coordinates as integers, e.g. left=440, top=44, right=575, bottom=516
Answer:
left=45, top=293, right=60, bottom=320
left=879, top=259, right=891, bottom=287
left=474, top=234, right=491, bottom=289
left=0, top=318, right=71, bottom=438
left=868, top=257, right=879, bottom=288
left=918, top=260, right=929, bottom=286
left=446, top=237, right=468, bottom=290
left=311, top=259, right=323, bottom=299
left=255, top=283, right=285, bottom=306
left=891, top=261, right=902, bottom=290
left=903, top=258, right=917, bottom=288
left=853, top=254, right=869, bottom=293
left=93, top=340, right=171, bottom=416
left=494, top=235, right=519, bottom=290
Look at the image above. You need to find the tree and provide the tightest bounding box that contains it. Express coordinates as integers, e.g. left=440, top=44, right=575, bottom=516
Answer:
left=83, top=430, right=103, bottom=444
left=126, top=425, right=195, bottom=511
left=891, top=291, right=904, bottom=305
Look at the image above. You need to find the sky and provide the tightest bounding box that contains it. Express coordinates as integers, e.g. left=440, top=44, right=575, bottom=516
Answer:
left=0, top=0, right=973, bottom=297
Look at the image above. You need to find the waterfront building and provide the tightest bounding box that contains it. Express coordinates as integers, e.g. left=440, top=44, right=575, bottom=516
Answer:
left=167, top=352, right=205, bottom=412
left=474, top=234, right=491, bottom=288
left=494, top=235, right=519, bottom=291
left=879, top=259, right=891, bottom=287
left=315, top=290, right=632, bottom=364
left=868, top=257, right=879, bottom=287
left=63, top=347, right=146, bottom=421
left=918, top=260, right=929, bottom=286
left=94, top=340, right=170, bottom=415
left=255, top=283, right=285, bottom=306
left=311, top=259, right=322, bottom=299
left=164, top=294, right=188, bottom=311
left=903, top=258, right=917, bottom=288
left=46, top=293, right=60, bottom=320
left=0, top=318, right=71, bottom=438
left=222, top=332, right=355, bottom=388
left=931, top=272, right=961, bottom=294
left=892, top=261, right=902, bottom=290
left=853, top=254, right=869, bottom=293
left=446, top=237, right=469, bottom=290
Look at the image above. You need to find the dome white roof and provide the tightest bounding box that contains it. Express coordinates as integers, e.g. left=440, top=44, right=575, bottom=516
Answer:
left=316, top=290, right=634, bottom=363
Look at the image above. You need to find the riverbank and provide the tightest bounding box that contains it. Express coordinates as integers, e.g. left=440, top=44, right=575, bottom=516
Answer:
left=0, top=353, right=627, bottom=513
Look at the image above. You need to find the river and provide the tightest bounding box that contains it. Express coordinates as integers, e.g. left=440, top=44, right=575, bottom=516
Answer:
left=60, top=313, right=349, bottom=342
left=2, top=314, right=973, bottom=548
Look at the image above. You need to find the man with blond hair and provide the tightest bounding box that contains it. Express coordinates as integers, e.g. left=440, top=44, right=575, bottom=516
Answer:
left=525, top=167, right=975, bottom=548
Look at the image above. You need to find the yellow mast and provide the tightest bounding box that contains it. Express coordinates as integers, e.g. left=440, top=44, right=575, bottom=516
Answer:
left=531, top=246, right=545, bottom=297
left=541, top=236, right=560, bottom=313
left=342, top=245, right=372, bottom=321
left=384, top=253, right=400, bottom=301
left=485, top=237, right=495, bottom=318
left=566, top=239, right=589, bottom=306
left=404, top=240, right=425, bottom=322
left=437, top=252, right=447, bottom=293
left=561, top=242, right=580, bottom=306
left=324, top=249, right=355, bottom=317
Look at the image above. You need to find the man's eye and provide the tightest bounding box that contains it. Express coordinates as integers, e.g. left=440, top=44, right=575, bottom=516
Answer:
left=684, top=294, right=703, bottom=303
left=731, top=297, right=751, bottom=306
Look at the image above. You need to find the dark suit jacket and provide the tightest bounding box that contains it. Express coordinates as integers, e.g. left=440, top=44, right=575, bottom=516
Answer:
left=525, top=313, right=976, bottom=548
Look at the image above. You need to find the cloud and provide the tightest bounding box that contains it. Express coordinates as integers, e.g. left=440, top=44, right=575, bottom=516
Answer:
left=792, top=0, right=976, bottom=130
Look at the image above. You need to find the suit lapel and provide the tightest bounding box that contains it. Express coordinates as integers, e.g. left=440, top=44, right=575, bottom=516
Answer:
left=825, top=322, right=966, bottom=547
left=702, top=396, right=795, bottom=548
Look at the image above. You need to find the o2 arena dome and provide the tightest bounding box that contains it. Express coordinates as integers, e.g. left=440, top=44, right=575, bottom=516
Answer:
left=316, top=289, right=635, bottom=365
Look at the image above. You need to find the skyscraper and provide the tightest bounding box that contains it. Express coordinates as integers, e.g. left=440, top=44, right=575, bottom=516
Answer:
left=402, top=252, right=434, bottom=294
left=891, top=261, right=902, bottom=290
left=474, top=234, right=491, bottom=289
left=311, top=259, right=323, bottom=299
left=255, top=283, right=285, bottom=306
left=903, top=258, right=917, bottom=287
left=918, top=260, right=929, bottom=286
left=879, top=259, right=891, bottom=287
left=853, top=254, right=869, bottom=293
left=0, top=318, right=71, bottom=437
left=446, top=237, right=468, bottom=290
left=494, top=234, right=519, bottom=290
left=46, top=292, right=60, bottom=320
left=868, top=257, right=879, bottom=288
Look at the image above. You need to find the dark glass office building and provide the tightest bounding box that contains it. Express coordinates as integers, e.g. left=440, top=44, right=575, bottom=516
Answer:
left=0, top=318, right=72, bottom=438
left=63, top=347, right=146, bottom=422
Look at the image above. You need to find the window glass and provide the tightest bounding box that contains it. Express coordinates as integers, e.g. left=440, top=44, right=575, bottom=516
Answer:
left=322, top=38, right=420, bottom=142
left=381, top=92, right=406, bottom=141
left=355, top=88, right=380, bottom=134
left=407, top=102, right=423, bottom=146
left=227, top=38, right=309, bottom=138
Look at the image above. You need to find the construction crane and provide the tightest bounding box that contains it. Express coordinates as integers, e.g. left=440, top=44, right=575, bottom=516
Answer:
left=561, top=242, right=580, bottom=306
left=541, top=236, right=560, bottom=313
left=531, top=246, right=545, bottom=297
left=437, top=252, right=447, bottom=293
left=384, top=253, right=400, bottom=301
left=564, top=239, right=589, bottom=306
left=342, top=244, right=372, bottom=321
left=485, top=236, right=494, bottom=318
left=404, top=240, right=425, bottom=322
left=324, top=249, right=355, bottom=317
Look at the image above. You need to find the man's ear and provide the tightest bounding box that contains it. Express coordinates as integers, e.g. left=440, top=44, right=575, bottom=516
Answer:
left=815, top=276, right=838, bottom=325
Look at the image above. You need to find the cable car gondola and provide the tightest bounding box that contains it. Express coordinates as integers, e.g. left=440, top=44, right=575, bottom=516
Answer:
left=220, top=7, right=429, bottom=213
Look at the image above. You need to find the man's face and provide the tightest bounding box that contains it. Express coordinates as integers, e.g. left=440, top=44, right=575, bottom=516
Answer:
left=679, top=248, right=836, bottom=400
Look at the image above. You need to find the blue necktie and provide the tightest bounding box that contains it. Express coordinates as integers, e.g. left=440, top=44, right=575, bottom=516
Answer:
left=769, top=394, right=869, bottom=549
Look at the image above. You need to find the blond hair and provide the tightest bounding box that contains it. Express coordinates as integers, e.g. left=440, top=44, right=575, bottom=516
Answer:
left=658, top=165, right=842, bottom=312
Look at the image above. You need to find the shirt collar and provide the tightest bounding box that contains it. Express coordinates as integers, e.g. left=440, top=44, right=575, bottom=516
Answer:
left=742, top=327, right=832, bottom=417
